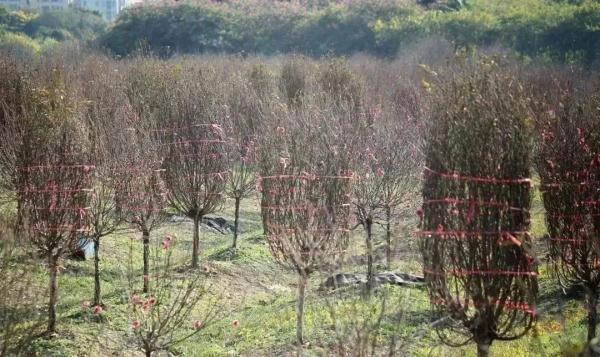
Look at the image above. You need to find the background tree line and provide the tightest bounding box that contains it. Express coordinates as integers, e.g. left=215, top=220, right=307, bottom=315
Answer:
left=0, top=7, right=105, bottom=59
left=99, top=0, right=599, bottom=66
left=1, top=0, right=599, bottom=66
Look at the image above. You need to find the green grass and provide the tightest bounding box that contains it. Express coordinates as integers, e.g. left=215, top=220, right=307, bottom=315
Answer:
left=7, top=194, right=594, bottom=356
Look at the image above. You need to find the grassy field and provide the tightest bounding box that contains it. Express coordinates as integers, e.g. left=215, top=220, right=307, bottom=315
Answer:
left=22, top=187, right=590, bottom=357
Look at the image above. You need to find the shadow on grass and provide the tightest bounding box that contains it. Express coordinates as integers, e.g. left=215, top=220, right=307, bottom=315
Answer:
left=537, top=277, right=584, bottom=315
left=246, top=233, right=265, bottom=244
left=207, top=246, right=240, bottom=261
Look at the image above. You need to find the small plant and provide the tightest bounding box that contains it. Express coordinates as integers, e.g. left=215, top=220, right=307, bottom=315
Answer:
left=126, top=235, right=218, bottom=357
left=325, top=285, right=408, bottom=356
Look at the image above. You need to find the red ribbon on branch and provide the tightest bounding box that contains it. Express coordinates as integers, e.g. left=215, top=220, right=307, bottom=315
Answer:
left=423, top=198, right=528, bottom=212
left=18, top=165, right=96, bottom=172
left=424, top=167, right=532, bottom=186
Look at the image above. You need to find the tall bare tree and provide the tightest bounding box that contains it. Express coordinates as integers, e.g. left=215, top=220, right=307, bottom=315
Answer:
left=80, top=58, right=129, bottom=306
left=6, top=74, right=95, bottom=334
left=146, top=66, right=228, bottom=268
left=259, top=104, right=354, bottom=345
left=223, top=71, right=266, bottom=249
left=116, top=121, right=168, bottom=294
left=377, top=123, right=423, bottom=269
left=120, top=59, right=171, bottom=291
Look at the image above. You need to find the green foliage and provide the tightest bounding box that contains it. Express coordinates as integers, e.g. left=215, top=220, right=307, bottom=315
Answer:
left=100, top=4, right=229, bottom=57
left=29, top=338, right=69, bottom=356
left=0, top=6, right=104, bottom=54
left=97, top=0, right=600, bottom=65
left=376, top=0, right=600, bottom=65
left=23, top=9, right=105, bottom=42
left=0, top=32, right=40, bottom=61
left=99, top=1, right=422, bottom=58
left=0, top=7, right=31, bottom=33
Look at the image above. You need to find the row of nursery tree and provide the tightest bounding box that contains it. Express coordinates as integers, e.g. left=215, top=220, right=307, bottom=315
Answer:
left=99, top=0, right=600, bottom=66
left=0, top=50, right=599, bottom=355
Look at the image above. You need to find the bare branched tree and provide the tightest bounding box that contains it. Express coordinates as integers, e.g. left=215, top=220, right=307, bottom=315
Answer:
left=159, top=122, right=228, bottom=268
left=223, top=71, right=266, bottom=249
left=80, top=58, right=129, bottom=306
left=153, top=67, right=229, bottom=268
left=8, top=75, right=94, bottom=335
left=420, top=57, right=538, bottom=356
left=116, top=122, right=168, bottom=294
left=225, top=137, right=257, bottom=249
left=536, top=76, right=600, bottom=345
left=259, top=104, right=354, bottom=345
left=119, top=60, right=171, bottom=292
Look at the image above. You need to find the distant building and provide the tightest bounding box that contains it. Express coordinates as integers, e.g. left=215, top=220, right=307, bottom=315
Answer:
left=0, top=0, right=73, bottom=11
left=0, top=0, right=20, bottom=10
left=0, top=0, right=127, bottom=22
left=75, top=0, right=123, bottom=21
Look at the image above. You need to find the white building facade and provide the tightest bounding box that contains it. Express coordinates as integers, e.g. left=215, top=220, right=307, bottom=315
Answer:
left=0, top=0, right=126, bottom=22
left=0, top=0, right=73, bottom=11
left=75, top=0, right=124, bottom=21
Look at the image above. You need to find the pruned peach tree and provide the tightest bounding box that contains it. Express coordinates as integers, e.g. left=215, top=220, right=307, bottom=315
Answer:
left=81, top=62, right=129, bottom=306
left=258, top=106, right=353, bottom=345
left=156, top=70, right=228, bottom=267
left=7, top=76, right=95, bottom=335
left=419, top=58, right=538, bottom=357
left=536, top=79, right=600, bottom=344
left=223, top=71, right=265, bottom=250
left=116, top=121, right=168, bottom=294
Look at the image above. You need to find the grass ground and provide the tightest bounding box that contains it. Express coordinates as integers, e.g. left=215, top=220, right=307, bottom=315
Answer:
left=16, top=187, right=593, bottom=356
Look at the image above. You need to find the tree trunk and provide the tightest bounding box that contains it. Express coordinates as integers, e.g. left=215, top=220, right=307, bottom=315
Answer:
left=232, top=197, right=241, bottom=249
left=47, top=253, right=59, bottom=334
left=365, top=218, right=374, bottom=295
left=385, top=206, right=392, bottom=270
left=588, top=291, right=598, bottom=342
left=142, top=230, right=150, bottom=293
left=192, top=215, right=201, bottom=268
left=93, top=237, right=101, bottom=306
left=145, top=350, right=151, bottom=357
left=476, top=342, right=491, bottom=357
left=296, top=273, right=308, bottom=345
